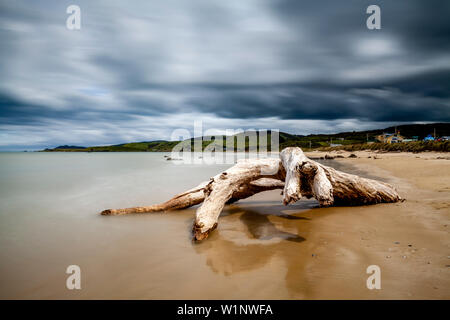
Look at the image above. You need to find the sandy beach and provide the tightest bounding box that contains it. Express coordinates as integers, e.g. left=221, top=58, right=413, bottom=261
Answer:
left=198, top=150, right=450, bottom=299
left=0, top=151, right=448, bottom=299
left=271, top=150, right=450, bottom=299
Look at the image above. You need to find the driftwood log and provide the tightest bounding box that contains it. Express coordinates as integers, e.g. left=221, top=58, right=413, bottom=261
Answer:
left=101, top=147, right=401, bottom=241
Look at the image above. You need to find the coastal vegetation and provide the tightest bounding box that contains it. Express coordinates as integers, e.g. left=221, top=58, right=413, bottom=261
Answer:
left=322, top=140, right=450, bottom=153
left=42, top=123, right=450, bottom=153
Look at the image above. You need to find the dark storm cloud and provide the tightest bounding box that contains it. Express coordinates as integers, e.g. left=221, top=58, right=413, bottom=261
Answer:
left=273, top=0, right=450, bottom=53
left=187, top=69, right=450, bottom=121
left=0, top=0, right=449, bottom=149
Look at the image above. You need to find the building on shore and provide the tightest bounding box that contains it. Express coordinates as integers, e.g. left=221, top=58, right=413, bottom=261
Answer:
left=375, top=132, right=405, bottom=144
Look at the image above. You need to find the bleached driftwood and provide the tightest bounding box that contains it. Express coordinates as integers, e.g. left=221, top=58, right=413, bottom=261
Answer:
left=101, top=147, right=401, bottom=241
left=193, top=158, right=285, bottom=240
left=279, top=147, right=400, bottom=207
left=101, top=177, right=284, bottom=215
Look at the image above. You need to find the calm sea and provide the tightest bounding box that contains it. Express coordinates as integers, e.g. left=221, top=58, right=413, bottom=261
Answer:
left=0, top=152, right=357, bottom=299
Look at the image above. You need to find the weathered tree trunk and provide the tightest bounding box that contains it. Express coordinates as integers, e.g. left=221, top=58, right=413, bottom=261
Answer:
left=193, top=158, right=285, bottom=240
left=280, top=147, right=401, bottom=206
left=101, top=147, right=401, bottom=241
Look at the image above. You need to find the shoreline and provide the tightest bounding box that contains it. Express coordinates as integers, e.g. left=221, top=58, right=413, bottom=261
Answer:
left=0, top=151, right=448, bottom=299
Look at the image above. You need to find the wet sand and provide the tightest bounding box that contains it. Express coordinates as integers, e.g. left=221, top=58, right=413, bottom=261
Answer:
left=185, top=151, right=450, bottom=299
left=0, top=152, right=448, bottom=299
left=285, top=150, right=450, bottom=299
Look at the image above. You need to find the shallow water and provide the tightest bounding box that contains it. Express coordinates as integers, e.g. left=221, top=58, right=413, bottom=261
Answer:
left=0, top=152, right=368, bottom=299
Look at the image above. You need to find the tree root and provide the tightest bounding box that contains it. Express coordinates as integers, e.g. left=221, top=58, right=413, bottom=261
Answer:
left=101, top=147, right=401, bottom=241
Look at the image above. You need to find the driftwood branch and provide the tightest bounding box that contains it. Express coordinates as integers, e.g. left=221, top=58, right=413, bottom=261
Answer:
left=193, top=158, right=285, bottom=240
left=101, top=177, right=284, bottom=216
left=101, top=181, right=208, bottom=215
left=101, top=147, right=401, bottom=241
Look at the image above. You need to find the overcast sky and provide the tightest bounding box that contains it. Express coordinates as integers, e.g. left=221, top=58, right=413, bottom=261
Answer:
left=0, top=0, right=449, bottom=150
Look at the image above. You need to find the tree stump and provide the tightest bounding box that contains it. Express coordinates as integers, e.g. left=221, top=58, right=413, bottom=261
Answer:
left=101, top=147, right=401, bottom=241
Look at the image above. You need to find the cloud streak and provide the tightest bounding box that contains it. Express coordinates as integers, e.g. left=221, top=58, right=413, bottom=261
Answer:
left=0, top=0, right=449, bottom=150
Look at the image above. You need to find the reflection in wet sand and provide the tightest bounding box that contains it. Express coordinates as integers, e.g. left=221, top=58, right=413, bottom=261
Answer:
left=193, top=199, right=323, bottom=297
left=191, top=191, right=392, bottom=299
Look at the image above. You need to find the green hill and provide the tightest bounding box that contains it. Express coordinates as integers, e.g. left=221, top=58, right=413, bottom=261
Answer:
left=42, top=123, right=450, bottom=152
